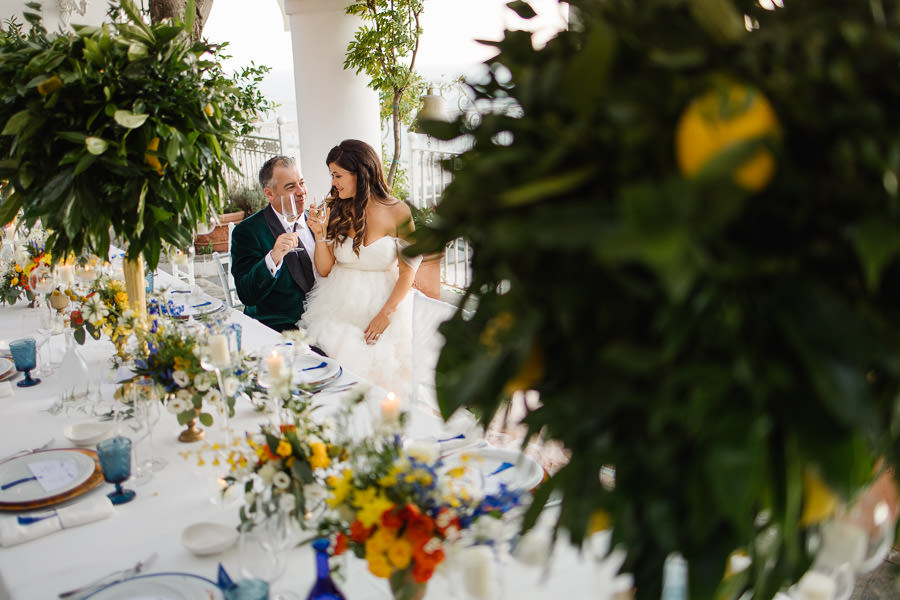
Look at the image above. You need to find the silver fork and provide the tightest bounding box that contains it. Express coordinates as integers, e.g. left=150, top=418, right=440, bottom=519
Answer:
left=57, top=552, right=157, bottom=598
left=0, top=437, right=55, bottom=463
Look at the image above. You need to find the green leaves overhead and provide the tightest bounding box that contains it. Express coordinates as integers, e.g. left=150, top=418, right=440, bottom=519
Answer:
left=0, top=0, right=273, bottom=269
left=412, top=1, right=900, bottom=599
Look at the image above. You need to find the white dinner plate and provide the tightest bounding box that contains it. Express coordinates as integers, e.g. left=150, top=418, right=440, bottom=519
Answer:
left=0, top=449, right=97, bottom=503
left=164, top=291, right=225, bottom=318
left=0, top=357, right=15, bottom=381
left=443, top=447, right=544, bottom=494
left=414, top=412, right=485, bottom=454
left=181, top=522, right=239, bottom=556
left=84, top=572, right=224, bottom=599
left=64, top=422, right=115, bottom=447
left=293, top=354, right=342, bottom=388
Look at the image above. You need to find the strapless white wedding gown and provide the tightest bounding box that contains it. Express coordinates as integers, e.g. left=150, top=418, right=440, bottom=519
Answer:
left=299, top=236, right=414, bottom=398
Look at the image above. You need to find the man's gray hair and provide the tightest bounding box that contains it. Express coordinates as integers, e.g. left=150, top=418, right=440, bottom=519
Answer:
left=258, top=155, right=296, bottom=190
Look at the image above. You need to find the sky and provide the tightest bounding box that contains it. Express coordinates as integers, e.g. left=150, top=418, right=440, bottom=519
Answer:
left=202, top=0, right=569, bottom=113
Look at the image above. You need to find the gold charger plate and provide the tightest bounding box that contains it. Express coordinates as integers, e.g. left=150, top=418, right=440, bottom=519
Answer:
left=0, top=448, right=102, bottom=512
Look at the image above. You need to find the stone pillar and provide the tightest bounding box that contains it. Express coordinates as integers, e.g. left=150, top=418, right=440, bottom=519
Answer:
left=281, top=0, right=382, bottom=199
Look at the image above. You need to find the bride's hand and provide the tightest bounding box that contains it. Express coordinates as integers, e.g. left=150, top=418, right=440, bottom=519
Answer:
left=364, top=311, right=391, bottom=345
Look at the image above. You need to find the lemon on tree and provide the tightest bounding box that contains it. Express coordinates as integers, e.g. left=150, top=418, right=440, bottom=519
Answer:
left=675, top=83, right=780, bottom=192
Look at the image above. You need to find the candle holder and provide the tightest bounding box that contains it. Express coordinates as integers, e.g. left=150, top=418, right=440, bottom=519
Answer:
left=198, top=323, right=242, bottom=444
left=255, top=344, right=295, bottom=424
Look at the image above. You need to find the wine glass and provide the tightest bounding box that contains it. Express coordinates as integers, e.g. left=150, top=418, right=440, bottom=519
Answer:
left=96, top=436, right=136, bottom=505
left=239, top=494, right=300, bottom=600
left=9, top=337, right=40, bottom=387
left=280, top=194, right=299, bottom=224
left=28, top=265, right=55, bottom=322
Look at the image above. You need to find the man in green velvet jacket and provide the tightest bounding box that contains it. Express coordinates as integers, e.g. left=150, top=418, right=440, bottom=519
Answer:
left=231, top=156, right=318, bottom=332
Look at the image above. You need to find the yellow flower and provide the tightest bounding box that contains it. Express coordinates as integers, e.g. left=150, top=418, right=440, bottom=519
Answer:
left=367, top=553, right=393, bottom=579
left=378, top=465, right=402, bottom=488
left=356, top=491, right=395, bottom=528
left=10, top=277, right=18, bottom=286
left=800, top=468, right=838, bottom=527
left=115, top=291, right=128, bottom=306
left=386, top=537, right=412, bottom=570
left=276, top=440, right=292, bottom=458
left=13, top=265, right=22, bottom=273
left=309, top=442, right=330, bottom=469
left=326, top=469, right=353, bottom=508
left=204, top=103, right=214, bottom=116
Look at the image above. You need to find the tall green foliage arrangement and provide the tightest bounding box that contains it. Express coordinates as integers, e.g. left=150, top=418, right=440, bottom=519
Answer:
left=345, top=0, right=426, bottom=188
left=413, top=0, right=900, bottom=598
left=0, top=0, right=272, bottom=269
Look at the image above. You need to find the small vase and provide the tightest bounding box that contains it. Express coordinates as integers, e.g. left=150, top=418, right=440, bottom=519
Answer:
left=178, top=408, right=205, bottom=443
left=389, top=568, right=427, bottom=600
left=58, top=329, right=91, bottom=399
left=306, top=538, right=346, bottom=600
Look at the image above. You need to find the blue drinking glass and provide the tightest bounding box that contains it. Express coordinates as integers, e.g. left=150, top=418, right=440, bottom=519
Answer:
left=97, top=436, right=136, bottom=504
left=9, top=337, right=40, bottom=387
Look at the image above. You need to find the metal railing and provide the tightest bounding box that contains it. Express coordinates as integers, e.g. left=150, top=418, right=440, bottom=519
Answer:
left=407, top=135, right=471, bottom=292
left=226, top=132, right=283, bottom=190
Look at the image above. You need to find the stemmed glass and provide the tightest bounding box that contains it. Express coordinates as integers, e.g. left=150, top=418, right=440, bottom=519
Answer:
left=122, top=381, right=153, bottom=486
left=280, top=194, right=299, bottom=224
left=198, top=323, right=241, bottom=444
left=239, top=492, right=300, bottom=600
left=96, top=436, right=136, bottom=505
left=171, top=246, right=197, bottom=301
left=9, top=337, right=40, bottom=387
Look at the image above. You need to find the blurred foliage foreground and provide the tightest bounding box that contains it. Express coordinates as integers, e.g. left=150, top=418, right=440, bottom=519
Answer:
left=411, top=0, right=900, bottom=598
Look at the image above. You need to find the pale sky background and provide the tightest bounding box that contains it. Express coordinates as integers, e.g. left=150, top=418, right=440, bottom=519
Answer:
left=203, top=0, right=569, bottom=122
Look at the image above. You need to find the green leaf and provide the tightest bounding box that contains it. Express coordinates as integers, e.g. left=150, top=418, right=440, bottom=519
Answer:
left=498, top=167, right=594, bottom=206
left=84, top=137, right=108, bottom=155
left=113, top=110, right=149, bottom=129
left=198, top=412, right=213, bottom=427
left=127, top=42, right=148, bottom=61
left=1, top=110, right=30, bottom=136
left=506, top=0, right=537, bottom=19
left=851, top=218, right=900, bottom=291
left=73, top=327, right=85, bottom=345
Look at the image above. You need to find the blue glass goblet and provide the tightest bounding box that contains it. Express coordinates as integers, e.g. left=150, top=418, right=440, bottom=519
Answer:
left=9, top=337, right=40, bottom=387
left=97, top=436, right=136, bottom=504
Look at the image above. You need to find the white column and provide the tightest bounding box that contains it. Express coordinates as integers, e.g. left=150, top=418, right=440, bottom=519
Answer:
left=282, top=0, right=382, bottom=199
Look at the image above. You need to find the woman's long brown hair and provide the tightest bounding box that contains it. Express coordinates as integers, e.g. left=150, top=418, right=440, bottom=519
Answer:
left=324, top=139, right=392, bottom=255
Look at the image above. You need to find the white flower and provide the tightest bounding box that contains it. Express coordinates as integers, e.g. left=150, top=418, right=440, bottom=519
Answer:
left=513, top=529, right=552, bottom=566
left=303, top=483, right=327, bottom=508
left=272, top=471, right=291, bottom=490
left=204, top=389, right=222, bottom=405
left=405, top=441, right=438, bottom=464
left=258, top=462, right=278, bottom=485
left=176, top=388, right=193, bottom=403
left=423, top=537, right=442, bottom=554
left=83, top=296, right=109, bottom=326
left=121, top=308, right=135, bottom=320
left=223, top=376, right=239, bottom=397
left=172, top=370, right=190, bottom=388
left=167, top=396, right=191, bottom=414
left=194, top=374, right=210, bottom=392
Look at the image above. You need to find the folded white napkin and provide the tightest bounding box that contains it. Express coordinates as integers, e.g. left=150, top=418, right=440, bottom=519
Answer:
left=0, top=381, right=13, bottom=398
left=0, top=495, right=115, bottom=547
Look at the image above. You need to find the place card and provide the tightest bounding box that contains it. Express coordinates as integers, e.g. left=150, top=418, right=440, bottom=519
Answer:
left=27, top=459, right=80, bottom=493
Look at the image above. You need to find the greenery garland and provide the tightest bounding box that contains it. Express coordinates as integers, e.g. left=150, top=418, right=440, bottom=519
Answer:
left=0, top=0, right=272, bottom=269
left=413, top=0, right=900, bottom=598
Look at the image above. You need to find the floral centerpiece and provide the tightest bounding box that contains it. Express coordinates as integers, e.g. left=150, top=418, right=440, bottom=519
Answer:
left=316, top=435, right=522, bottom=600
left=0, top=239, right=49, bottom=305
left=67, top=274, right=135, bottom=349
left=129, top=317, right=253, bottom=437
left=223, top=410, right=346, bottom=529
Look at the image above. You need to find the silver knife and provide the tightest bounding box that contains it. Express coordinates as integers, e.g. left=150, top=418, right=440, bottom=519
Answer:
left=0, top=437, right=55, bottom=463
left=58, top=552, right=157, bottom=599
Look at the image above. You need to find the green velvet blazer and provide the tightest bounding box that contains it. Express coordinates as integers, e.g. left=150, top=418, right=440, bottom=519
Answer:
left=230, top=205, right=315, bottom=332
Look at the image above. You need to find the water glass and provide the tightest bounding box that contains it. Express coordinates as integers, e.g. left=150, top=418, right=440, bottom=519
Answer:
left=9, top=337, right=40, bottom=387
left=97, top=436, right=136, bottom=504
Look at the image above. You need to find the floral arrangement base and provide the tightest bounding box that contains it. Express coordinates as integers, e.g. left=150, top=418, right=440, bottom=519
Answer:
left=389, top=568, right=427, bottom=600
left=178, top=417, right=205, bottom=443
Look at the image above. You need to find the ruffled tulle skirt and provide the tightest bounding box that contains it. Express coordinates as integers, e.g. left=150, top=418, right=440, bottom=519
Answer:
left=299, top=264, right=412, bottom=398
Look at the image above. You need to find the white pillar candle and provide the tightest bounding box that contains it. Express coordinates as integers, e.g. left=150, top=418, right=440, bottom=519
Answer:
left=173, top=251, right=188, bottom=265
left=460, top=545, right=496, bottom=600
left=797, top=571, right=835, bottom=600
left=381, top=392, right=401, bottom=422
left=266, top=351, right=284, bottom=379
left=57, top=265, right=75, bottom=285
left=209, top=334, right=230, bottom=366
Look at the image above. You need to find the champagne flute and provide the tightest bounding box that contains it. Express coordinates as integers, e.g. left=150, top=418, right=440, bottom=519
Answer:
left=280, top=194, right=299, bottom=224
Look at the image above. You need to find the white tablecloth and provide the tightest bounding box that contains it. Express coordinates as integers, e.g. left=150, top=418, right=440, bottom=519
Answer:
left=0, top=274, right=623, bottom=600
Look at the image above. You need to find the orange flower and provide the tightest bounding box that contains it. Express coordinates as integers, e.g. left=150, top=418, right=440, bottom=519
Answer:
left=334, top=533, right=348, bottom=556
left=381, top=507, right=404, bottom=530
left=350, top=519, right=374, bottom=544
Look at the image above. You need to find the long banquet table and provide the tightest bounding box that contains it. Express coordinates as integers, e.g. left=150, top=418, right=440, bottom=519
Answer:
left=0, top=274, right=625, bottom=600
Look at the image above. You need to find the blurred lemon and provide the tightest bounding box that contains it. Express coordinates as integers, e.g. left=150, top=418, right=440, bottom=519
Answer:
left=675, top=83, right=779, bottom=192
left=800, top=468, right=838, bottom=526
left=204, top=103, right=214, bottom=117
left=588, top=509, right=612, bottom=534
left=503, top=344, right=545, bottom=395
left=144, top=137, right=165, bottom=175
left=37, top=75, right=63, bottom=95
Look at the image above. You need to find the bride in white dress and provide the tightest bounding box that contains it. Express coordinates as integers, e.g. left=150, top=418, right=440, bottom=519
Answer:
left=300, top=140, right=421, bottom=398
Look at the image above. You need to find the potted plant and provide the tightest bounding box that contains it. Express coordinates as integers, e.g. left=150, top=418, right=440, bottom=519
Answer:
left=194, top=184, right=267, bottom=253
left=413, top=1, right=900, bottom=598
left=0, top=0, right=272, bottom=313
